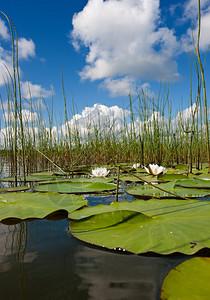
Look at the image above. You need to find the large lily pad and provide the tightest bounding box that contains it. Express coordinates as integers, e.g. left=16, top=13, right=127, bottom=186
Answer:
left=0, top=192, right=87, bottom=221
left=198, top=173, right=210, bottom=180
left=31, top=171, right=64, bottom=176
left=39, top=177, right=114, bottom=185
left=34, top=182, right=116, bottom=194
left=119, top=175, right=164, bottom=183
left=161, top=257, right=210, bottom=299
left=0, top=175, right=59, bottom=182
left=0, top=186, right=30, bottom=192
left=69, top=199, right=210, bottom=254
left=158, top=174, right=188, bottom=181
left=176, top=178, right=210, bottom=189
left=126, top=180, right=210, bottom=198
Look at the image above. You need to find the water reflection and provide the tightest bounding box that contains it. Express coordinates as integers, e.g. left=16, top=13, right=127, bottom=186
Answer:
left=74, top=244, right=185, bottom=300
left=0, top=217, right=187, bottom=300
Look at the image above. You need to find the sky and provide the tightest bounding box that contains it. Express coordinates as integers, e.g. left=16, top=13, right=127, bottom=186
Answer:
left=0, top=0, right=210, bottom=131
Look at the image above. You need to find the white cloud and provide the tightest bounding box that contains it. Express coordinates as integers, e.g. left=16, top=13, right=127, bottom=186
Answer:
left=4, top=109, right=38, bottom=123
left=0, top=46, right=13, bottom=86
left=17, top=37, right=36, bottom=60
left=0, top=18, right=10, bottom=40
left=183, top=0, right=210, bottom=20
left=182, top=0, right=210, bottom=51
left=100, top=76, right=136, bottom=97
left=21, top=81, right=52, bottom=99
left=71, top=0, right=180, bottom=84
left=0, top=100, right=14, bottom=112
left=172, top=103, right=198, bottom=124
left=0, top=37, right=35, bottom=87
left=60, top=103, right=130, bottom=137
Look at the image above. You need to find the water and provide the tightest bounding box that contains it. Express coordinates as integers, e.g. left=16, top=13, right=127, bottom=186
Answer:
left=0, top=215, right=186, bottom=300
left=0, top=191, right=191, bottom=300
left=0, top=164, right=209, bottom=299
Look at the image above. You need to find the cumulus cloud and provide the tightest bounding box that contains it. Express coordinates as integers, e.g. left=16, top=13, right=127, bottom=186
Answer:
left=21, top=81, right=52, bottom=99
left=0, top=100, right=14, bottom=111
left=0, top=18, right=10, bottom=40
left=17, top=37, right=36, bottom=60
left=0, top=19, right=36, bottom=87
left=4, top=109, right=38, bottom=123
left=100, top=76, right=136, bottom=97
left=71, top=0, right=181, bottom=85
left=171, top=103, right=199, bottom=129
left=183, top=0, right=210, bottom=20
left=0, top=46, right=13, bottom=86
left=60, top=103, right=130, bottom=137
left=181, top=0, right=210, bottom=51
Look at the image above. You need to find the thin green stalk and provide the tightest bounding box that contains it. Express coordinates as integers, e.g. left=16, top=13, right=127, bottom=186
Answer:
left=196, top=0, right=210, bottom=172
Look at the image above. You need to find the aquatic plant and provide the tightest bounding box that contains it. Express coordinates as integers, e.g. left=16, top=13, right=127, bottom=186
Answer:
left=144, top=164, right=166, bottom=176
left=91, top=167, right=110, bottom=178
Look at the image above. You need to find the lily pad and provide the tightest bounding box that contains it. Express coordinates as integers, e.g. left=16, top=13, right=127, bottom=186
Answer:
left=158, top=174, right=188, bottom=181
left=0, top=192, right=87, bottom=221
left=176, top=178, right=210, bottom=189
left=69, top=199, right=210, bottom=254
left=68, top=177, right=114, bottom=183
left=31, top=171, right=64, bottom=176
left=119, top=175, right=164, bottom=183
left=198, top=173, right=210, bottom=180
left=0, top=176, right=59, bottom=182
left=0, top=186, right=30, bottom=192
left=39, top=177, right=114, bottom=185
left=126, top=180, right=210, bottom=198
left=161, top=257, right=210, bottom=299
left=34, top=182, right=116, bottom=194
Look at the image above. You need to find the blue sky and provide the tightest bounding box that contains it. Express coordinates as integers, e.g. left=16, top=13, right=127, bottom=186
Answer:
left=0, top=0, right=210, bottom=127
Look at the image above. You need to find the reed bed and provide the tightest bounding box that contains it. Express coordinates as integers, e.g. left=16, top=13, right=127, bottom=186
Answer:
left=0, top=1, right=209, bottom=180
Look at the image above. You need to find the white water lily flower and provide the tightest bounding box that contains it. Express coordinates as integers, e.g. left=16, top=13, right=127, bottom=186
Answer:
left=144, top=164, right=166, bottom=176
left=132, top=163, right=141, bottom=169
left=91, top=167, right=110, bottom=177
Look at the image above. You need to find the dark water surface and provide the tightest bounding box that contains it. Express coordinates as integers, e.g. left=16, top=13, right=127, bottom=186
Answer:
left=0, top=193, right=190, bottom=300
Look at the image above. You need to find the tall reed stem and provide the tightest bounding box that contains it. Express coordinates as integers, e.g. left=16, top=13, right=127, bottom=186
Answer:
left=196, top=0, right=210, bottom=172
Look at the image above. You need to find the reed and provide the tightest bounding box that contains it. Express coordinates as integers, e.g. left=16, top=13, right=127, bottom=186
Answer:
left=0, top=5, right=209, bottom=175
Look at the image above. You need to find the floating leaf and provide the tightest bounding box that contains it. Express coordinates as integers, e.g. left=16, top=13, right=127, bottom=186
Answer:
left=69, top=199, right=210, bottom=254
left=39, top=177, right=114, bottom=185
left=0, top=176, right=59, bottom=182
left=0, top=186, right=30, bottom=192
left=119, top=175, right=163, bottom=183
left=161, top=257, right=210, bottom=299
left=158, top=174, right=188, bottom=181
left=0, top=192, right=87, bottom=221
left=176, top=178, right=210, bottom=189
left=126, top=180, right=210, bottom=198
left=198, top=173, right=210, bottom=180
left=34, top=182, right=116, bottom=194
left=68, top=177, right=114, bottom=183
left=31, top=171, right=64, bottom=176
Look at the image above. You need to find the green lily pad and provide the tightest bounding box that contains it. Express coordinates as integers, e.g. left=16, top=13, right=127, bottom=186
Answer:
left=31, top=171, right=64, bottom=176
left=68, top=177, right=114, bottom=183
left=34, top=182, right=116, bottom=194
left=0, top=176, right=59, bottom=182
left=0, top=192, right=87, bottom=221
left=198, top=173, right=210, bottom=180
left=126, top=181, right=210, bottom=198
left=158, top=174, right=188, bottom=181
left=172, top=164, right=188, bottom=170
left=39, top=177, right=114, bottom=185
left=69, top=199, right=210, bottom=254
left=0, top=186, right=30, bottom=192
left=161, top=257, right=210, bottom=299
left=119, top=175, right=164, bottom=183
left=176, top=178, right=210, bottom=189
